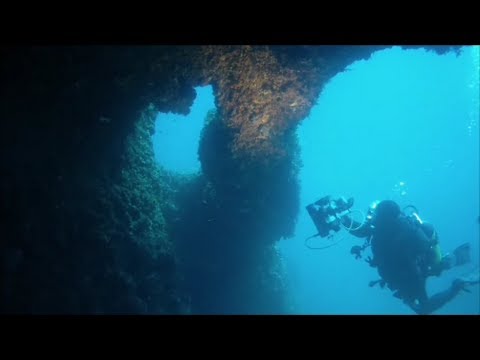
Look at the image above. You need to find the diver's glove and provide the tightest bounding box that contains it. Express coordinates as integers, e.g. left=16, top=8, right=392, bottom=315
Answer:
left=365, top=256, right=376, bottom=267
left=351, top=245, right=363, bottom=259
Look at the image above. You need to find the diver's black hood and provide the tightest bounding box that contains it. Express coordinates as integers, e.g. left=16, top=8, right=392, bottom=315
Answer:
left=374, top=200, right=401, bottom=223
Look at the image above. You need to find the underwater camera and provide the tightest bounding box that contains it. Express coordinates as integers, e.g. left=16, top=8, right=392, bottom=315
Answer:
left=306, top=196, right=354, bottom=237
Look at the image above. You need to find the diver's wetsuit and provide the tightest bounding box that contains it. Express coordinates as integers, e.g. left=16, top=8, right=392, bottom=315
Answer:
left=343, top=213, right=463, bottom=315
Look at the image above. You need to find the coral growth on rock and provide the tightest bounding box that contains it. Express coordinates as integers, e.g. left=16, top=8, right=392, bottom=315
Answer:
left=199, top=46, right=327, bottom=166
left=92, top=107, right=184, bottom=313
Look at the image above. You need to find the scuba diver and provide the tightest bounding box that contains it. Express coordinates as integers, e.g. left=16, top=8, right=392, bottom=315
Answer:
left=306, top=196, right=477, bottom=315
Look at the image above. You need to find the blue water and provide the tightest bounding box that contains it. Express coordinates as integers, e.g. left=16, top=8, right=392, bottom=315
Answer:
left=153, top=46, right=480, bottom=314
left=153, top=86, right=215, bottom=174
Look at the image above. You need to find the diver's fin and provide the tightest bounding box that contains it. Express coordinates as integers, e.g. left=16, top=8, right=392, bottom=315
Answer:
left=458, top=267, right=480, bottom=287
left=453, top=243, right=471, bottom=266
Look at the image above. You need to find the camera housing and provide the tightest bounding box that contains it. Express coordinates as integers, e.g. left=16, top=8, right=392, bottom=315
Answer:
left=306, top=196, right=354, bottom=237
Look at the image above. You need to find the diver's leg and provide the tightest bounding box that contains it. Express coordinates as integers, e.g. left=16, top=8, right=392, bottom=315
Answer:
left=405, top=277, right=430, bottom=315
left=412, top=279, right=466, bottom=315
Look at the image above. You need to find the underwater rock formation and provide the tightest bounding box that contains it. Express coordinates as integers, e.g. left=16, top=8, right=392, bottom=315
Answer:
left=0, top=45, right=459, bottom=314
left=92, top=108, right=183, bottom=313
left=0, top=46, right=196, bottom=313
left=168, top=109, right=299, bottom=313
